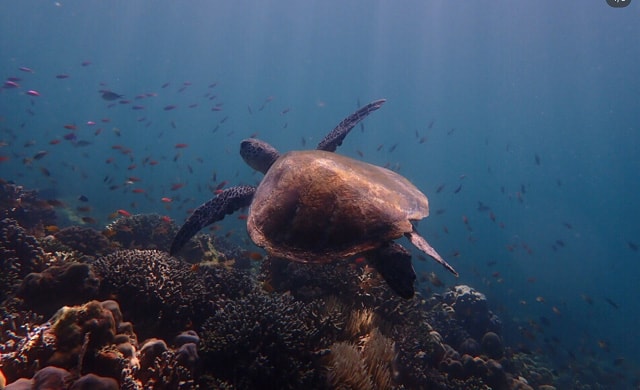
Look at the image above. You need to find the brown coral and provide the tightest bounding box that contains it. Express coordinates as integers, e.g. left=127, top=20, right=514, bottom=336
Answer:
left=0, top=181, right=56, bottom=236
left=92, top=250, right=213, bottom=340
left=0, top=218, right=49, bottom=302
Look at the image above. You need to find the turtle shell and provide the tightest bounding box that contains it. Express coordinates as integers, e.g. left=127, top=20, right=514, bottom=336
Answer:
left=247, top=150, right=430, bottom=263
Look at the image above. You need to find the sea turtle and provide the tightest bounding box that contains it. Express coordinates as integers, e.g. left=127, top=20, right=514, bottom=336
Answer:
left=170, top=99, right=457, bottom=298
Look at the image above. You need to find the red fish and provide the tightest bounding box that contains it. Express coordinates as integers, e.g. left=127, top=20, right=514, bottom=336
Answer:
left=49, top=139, right=61, bottom=145
left=132, top=188, right=145, bottom=193
left=117, top=209, right=131, bottom=217
left=63, top=124, right=77, bottom=130
left=175, top=143, right=188, bottom=149
left=26, top=90, right=40, bottom=97
left=171, top=183, right=185, bottom=191
left=161, top=197, right=172, bottom=203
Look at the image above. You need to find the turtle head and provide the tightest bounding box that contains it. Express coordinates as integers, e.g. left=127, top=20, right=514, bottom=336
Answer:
left=240, top=139, right=281, bottom=174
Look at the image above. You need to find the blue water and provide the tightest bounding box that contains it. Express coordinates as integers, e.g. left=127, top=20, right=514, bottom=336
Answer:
left=2, top=0, right=639, bottom=385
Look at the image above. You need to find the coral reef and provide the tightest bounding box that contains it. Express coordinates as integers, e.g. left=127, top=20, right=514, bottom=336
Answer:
left=442, top=285, right=502, bottom=341
left=51, top=226, right=115, bottom=260
left=92, top=249, right=213, bottom=340
left=17, top=261, right=100, bottom=315
left=0, top=181, right=57, bottom=236
left=104, top=214, right=178, bottom=252
left=0, top=218, right=49, bottom=303
left=0, top=299, right=198, bottom=389
left=0, top=179, right=573, bottom=390
left=199, top=292, right=330, bottom=388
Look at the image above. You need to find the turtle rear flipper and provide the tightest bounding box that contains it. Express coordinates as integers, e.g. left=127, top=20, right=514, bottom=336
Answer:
left=366, top=242, right=416, bottom=299
left=170, top=186, right=255, bottom=255
left=317, top=99, right=386, bottom=152
left=406, top=229, right=458, bottom=276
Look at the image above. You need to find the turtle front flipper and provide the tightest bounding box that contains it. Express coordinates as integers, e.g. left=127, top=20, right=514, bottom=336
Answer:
left=316, top=99, right=386, bottom=152
left=170, top=185, right=255, bottom=255
left=366, top=242, right=416, bottom=299
left=405, top=229, right=459, bottom=277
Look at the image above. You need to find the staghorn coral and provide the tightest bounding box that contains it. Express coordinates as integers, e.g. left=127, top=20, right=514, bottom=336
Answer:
left=92, top=249, right=213, bottom=340
left=0, top=181, right=57, bottom=236
left=199, top=292, right=329, bottom=389
left=0, top=218, right=49, bottom=303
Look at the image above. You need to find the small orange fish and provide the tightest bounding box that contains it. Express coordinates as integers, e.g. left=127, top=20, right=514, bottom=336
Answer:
left=117, top=209, right=132, bottom=217
left=63, top=124, right=77, bottom=130
left=237, top=214, right=248, bottom=220
left=171, top=183, right=185, bottom=191
left=44, top=225, right=60, bottom=233
left=161, top=215, right=172, bottom=223
left=353, top=256, right=366, bottom=265
left=161, top=197, right=172, bottom=203
left=49, top=139, right=61, bottom=145
left=175, top=143, right=188, bottom=148
left=246, top=251, right=263, bottom=261
left=132, top=188, right=145, bottom=194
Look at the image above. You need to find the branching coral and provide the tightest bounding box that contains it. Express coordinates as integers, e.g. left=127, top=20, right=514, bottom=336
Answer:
left=92, top=250, right=213, bottom=340
left=199, top=292, right=329, bottom=388
left=0, top=218, right=49, bottom=302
